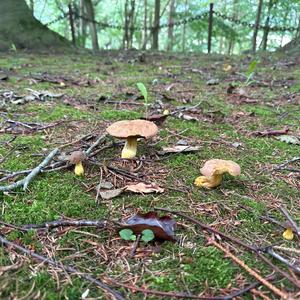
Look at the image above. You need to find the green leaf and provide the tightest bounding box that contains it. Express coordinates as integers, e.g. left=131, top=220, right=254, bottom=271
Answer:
left=141, top=229, right=155, bottom=242
left=247, top=60, right=258, bottom=75
left=136, top=82, right=148, bottom=102
left=119, top=229, right=136, bottom=241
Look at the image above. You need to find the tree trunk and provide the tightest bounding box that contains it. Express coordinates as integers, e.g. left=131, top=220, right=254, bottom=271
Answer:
left=182, top=0, right=188, bottom=52
left=227, top=0, right=238, bottom=55
left=142, top=0, right=148, bottom=50
left=84, top=0, right=99, bottom=52
left=128, top=0, right=136, bottom=49
left=68, top=3, right=76, bottom=46
left=261, top=0, right=274, bottom=50
left=79, top=0, right=87, bottom=47
left=0, top=0, right=69, bottom=51
left=167, top=0, right=175, bottom=51
left=152, top=0, right=160, bottom=50
left=123, top=0, right=129, bottom=49
left=252, top=0, right=263, bottom=52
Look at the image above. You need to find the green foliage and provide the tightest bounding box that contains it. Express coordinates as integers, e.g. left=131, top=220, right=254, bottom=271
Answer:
left=141, top=229, right=155, bottom=242
left=136, top=82, right=149, bottom=117
left=119, top=229, right=136, bottom=241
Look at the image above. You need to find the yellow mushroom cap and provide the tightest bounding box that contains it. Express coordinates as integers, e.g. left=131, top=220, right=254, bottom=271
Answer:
left=69, top=150, right=86, bottom=164
left=200, top=159, right=241, bottom=177
left=106, top=120, right=158, bottom=139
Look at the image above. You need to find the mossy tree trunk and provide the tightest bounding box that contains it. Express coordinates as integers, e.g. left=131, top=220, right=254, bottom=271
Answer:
left=0, top=0, right=69, bottom=51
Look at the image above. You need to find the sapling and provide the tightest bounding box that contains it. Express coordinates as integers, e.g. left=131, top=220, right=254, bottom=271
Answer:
left=136, top=82, right=150, bottom=117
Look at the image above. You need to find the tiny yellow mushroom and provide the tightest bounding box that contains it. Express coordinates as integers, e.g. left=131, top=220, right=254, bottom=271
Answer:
left=194, top=159, right=241, bottom=189
left=69, top=151, right=86, bottom=176
left=106, top=120, right=158, bottom=159
left=282, top=227, right=294, bottom=241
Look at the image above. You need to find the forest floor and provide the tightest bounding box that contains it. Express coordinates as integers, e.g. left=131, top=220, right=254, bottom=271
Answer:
left=0, top=50, right=299, bottom=300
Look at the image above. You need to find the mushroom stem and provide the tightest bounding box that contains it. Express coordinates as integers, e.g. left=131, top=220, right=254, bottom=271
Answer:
left=122, top=136, right=138, bottom=159
left=74, top=162, right=84, bottom=176
left=194, top=174, right=223, bottom=189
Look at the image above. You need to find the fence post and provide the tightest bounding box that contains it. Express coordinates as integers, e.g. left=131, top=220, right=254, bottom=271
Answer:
left=208, top=2, right=214, bottom=54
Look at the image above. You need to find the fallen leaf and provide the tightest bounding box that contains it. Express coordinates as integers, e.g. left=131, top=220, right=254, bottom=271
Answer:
left=158, top=145, right=201, bottom=155
left=125, top=182, right=164, bottom=194
left=251, top=128, right=289, bottom=137
left=96, top=181, right=114, bottom=190
left=206, top=78, right=219, bottom=85
left=100, top=188, right=123, bottom=200
left=141, top=114, right=168, bottom=126
left=121, top=212, right=176, bottom=241
left=276, top=135, right=300, bottom=145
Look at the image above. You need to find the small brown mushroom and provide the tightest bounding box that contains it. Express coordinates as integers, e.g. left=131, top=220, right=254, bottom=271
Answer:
left=194, top=159, right=241, bottom=188
left=106, top=120, right=158, bottom=159
left=69, top=150, right=86, bottom=176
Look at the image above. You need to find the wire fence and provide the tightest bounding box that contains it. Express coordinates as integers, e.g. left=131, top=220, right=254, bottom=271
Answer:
left=45, top=8, right=298, bottom=32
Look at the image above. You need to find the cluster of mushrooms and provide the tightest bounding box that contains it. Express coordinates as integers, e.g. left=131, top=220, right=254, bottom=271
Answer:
left=67, top=119, right=241, bottom=189
left=66, top=119, right=295, bottom=241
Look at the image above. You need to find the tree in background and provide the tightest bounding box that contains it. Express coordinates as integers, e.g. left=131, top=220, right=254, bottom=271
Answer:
left=167, top=0, right=176, bottom=51
left=152, top=0, right=160, bottom=50
left=0, top=0, right=69, bottom=51
left=252, top=0, right=263, bottom=52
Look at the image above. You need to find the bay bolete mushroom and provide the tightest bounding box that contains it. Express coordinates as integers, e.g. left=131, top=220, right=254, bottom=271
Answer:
left=106, top=120, right=158, bottom=159
left=69, top=150, right=86, bottom=176
left=194, top=159, right=241, bottom=188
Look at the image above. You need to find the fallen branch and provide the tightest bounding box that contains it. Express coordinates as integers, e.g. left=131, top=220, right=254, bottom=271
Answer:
left=0, top=234, right=125, bottom=300
left=279, top=206, right=300, bottom=238
left=0, top=148, right=59, bottom=191
left=22, top=219, right=109, bottom=231
left=251, top=128, right=289, bottom=137
left=155, top=207, right=300, bottom=288
left=264, top=247, right=300, bottom=275
left=273, top=157, right=300, bottom=171
left=209, top=239, right=289, bottom=300
left=84, top=134, right=107, bottom=157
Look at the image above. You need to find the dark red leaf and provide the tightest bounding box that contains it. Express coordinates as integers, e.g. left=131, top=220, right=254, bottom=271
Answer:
left=120, top=212, right=176, bottom=242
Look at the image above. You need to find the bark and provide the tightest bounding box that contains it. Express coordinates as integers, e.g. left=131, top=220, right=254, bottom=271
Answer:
left=68, top=3, right=76, bottom=45
left=182, top=0, right=188, bottom=52
left=227, top=0, right=237, bottom=54
left=0, top=0, right=69, bottom=51
left=261, top=0, right=275, bottom=50
left=167, top=0, right=175, bottom=51
left=252, top=0, right=264, bottom=52
left=123, top=0, right=129, bottom=49
left=142, top=0, right=148, bottom=49
left=152, top=0, right=160, bottom=50
left=128, top=0, right=136, bottom=48
left=79, top=0, right=87, bottom=47
left=84, top=0, right=99, bottom=52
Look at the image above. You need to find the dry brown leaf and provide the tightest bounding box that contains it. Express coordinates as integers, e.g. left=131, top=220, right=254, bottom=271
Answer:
left=125, top=182, right=164, bottom=194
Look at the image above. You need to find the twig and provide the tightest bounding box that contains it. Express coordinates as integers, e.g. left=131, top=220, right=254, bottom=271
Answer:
left=273, top=245, right=300, bottom=255
left=130, top=234, right=141, bottom=258
left=209, top=239, right=289, bottom=300
left=278, top=206, right=300, bottom=237
left=84, top=134, right=107, bottom=156
left=155, top=207, right=300, bottom=288
left=0, top=234, right=125, bottom=300
left=264, top=247, right=300, bottom=274
left=0, top=220, right=28, bottom=232
left=273, top=157, right=300, bottom=171
left=21, top=219, right=108, bottom=230
left=95, top=167, right=103, bottom=204
left=250, top=128, right=289, bottom=137
left=0, top=148, right=59, bottom=191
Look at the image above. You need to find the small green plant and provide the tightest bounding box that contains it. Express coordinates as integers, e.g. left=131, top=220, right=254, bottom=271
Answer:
left=240, top=60, right=258, bottom=86
left=141, top=229, right=155, bottom=242
left=136, top=82, right=150, bottom=117
left=119, top=228, right=155, bottom=243
left=119, top=229, right=136, bottom=241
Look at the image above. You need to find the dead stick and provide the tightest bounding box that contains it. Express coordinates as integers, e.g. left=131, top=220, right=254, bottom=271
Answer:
left=130, top=234, right=141, bottom=258
left=155, top=207, right=300, bottom=288
left=279, top=206, right=300, bottom=237
left=21, top=219, right=109, bottom=230
left=209, top=239, right=289, bottom=299
left=0, top=234, right=125, bottom=300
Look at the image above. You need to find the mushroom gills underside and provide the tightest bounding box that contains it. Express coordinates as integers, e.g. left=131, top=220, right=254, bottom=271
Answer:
left=121, top=136, right=138, bottom=159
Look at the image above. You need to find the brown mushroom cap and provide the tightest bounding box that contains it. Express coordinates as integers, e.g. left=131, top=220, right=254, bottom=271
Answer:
left=69, top=150, right=86, bottom=164
left=200, top=159, right=241, bottom=177
left=106, top=120, right=158, bottom=139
